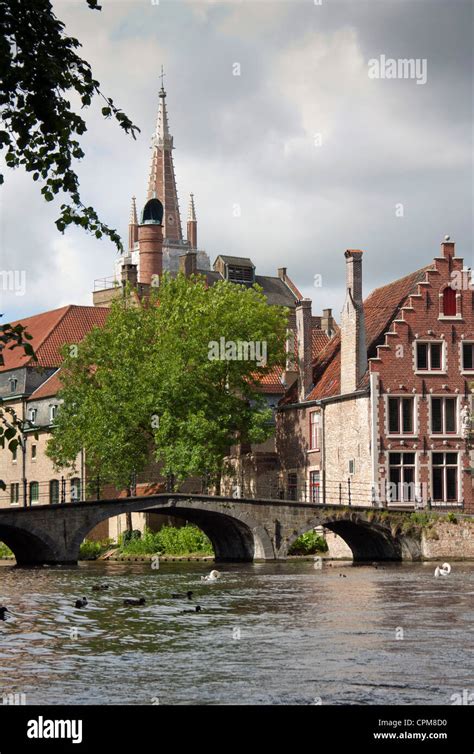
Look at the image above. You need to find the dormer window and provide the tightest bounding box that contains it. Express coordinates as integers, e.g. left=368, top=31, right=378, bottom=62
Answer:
left=9, top=377, right=18, bottom=393
left=227, top=265, right=254, bottom=283
left=49, top=404, right=58, bottom=423
left=28, top=408, right=37, bottom=425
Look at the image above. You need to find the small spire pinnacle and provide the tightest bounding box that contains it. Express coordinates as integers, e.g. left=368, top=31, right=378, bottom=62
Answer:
left=129, top=196, right=138, bottom=225
left=188, top=193, right=196, bottom=222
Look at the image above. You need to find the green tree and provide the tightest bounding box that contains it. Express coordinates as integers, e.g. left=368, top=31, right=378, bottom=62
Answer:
left=0, top=320, right=36, bottom=490
left=46, top=274, right=289, bottom=496
left=0, top=0, right=139, bottom=248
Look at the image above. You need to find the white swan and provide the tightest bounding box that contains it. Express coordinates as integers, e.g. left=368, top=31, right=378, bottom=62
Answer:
left=434, top=562, right=451, bottom=577
left=201, top=569, right=220, bottom=582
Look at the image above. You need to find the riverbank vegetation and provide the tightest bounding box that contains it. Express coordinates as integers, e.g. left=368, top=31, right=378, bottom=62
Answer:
left=288, top=530, right=328, bottom=555
left=118, top=525, right=213, bottom=556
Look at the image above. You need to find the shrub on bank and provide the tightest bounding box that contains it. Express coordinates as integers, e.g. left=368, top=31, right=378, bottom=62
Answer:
left=118, top=525, right=213, bottom=556
left=79, top=539, right=113, bottom=560
left=0, top=541, right=13, bottom=558
left=288, top=530, right=328, bottom=555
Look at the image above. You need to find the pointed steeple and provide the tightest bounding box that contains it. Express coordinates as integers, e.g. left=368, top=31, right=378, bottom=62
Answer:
left=187, top=193, right=197, bottom=249
left=147, top=68, right=183, bottom=242
left=128, top=195, right=138, bottom=251
left=187, top=193, right=196, bottom=222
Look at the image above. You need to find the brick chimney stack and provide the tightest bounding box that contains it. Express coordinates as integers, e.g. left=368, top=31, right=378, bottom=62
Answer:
left=187, top=193, right=197, bottom=249
left=321, top=307, right=334, bottom=337
left=340, top=250, right=367, bottom=394
left=296, top=298, right=313, bottom=402
left=138, top=223, right=163, bottom=285
left=179, top=251, right=197, bottom=277
left=121, top=262, right=138, bottom=290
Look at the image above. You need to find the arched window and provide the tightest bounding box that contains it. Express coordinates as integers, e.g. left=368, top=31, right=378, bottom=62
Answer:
left=443, top=286, right=457, bottom=316
left=70, top=478, right=81, bottom=502
left=49, top=480, right=59, bottom=505
left=29, top=481, right=39, bottom=504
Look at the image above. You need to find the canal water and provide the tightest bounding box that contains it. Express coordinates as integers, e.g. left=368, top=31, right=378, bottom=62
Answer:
left=0, top=560, right=472, bottom=705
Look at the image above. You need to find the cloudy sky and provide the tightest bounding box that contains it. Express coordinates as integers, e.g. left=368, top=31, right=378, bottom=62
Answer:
left=1, top=0, right=472, bottom=322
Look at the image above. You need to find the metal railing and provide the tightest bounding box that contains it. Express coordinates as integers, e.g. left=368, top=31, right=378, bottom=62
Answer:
left=0, top=474, right=466, bottom=511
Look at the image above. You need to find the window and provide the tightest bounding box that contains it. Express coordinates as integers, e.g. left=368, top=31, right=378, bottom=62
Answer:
left=10, top=483, right=19, bottom=505
left=348, top=459, right=355, bottom=475
left=432, top=453, right=458, bottom=502
left=431, top=397, right=457, bottom=434
left=49, top=404, right=58, bottom=423
left=9, top=377, right=18, bottom=393
left=11, top=445, right=17, bottom=462
left=29, top=481, right=39, bottom=504
left=31, top=445, right=37, bottom=460
left=416, top=342, right=442, bottom=371
left=28, top=408, right=37, bottom=424
left=287, top=473, right=297, bottom=501
left=388, top=397, right=414, bottom=434
left=49, top=480, right=59, bottom=505
left=462, top=343, right=474, bottom=371
left=388, top=452, right=416, bottom=502
left=227, top=265, right=254, bottom=283
left=309, top=412, right=320, bottom=450
left=310, top=471, right=320, bottom=503
left=442, top=287, right=457, bottom=316
left=70, top=478, right=81, bottom=502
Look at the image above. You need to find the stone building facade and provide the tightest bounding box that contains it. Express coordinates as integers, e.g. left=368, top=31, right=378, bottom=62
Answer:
left=277, top=238, right=474, bottom=514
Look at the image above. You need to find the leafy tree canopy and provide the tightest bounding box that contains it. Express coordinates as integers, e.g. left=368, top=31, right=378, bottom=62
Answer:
left=0, top=320, right=36, bottom=490
left=46, top=275, right=289, bottom=491
left=0, top=0, right=139, bottom=248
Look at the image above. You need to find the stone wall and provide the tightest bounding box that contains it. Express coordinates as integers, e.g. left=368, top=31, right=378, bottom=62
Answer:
left=421, top=518, right=474, bottom=560
left=323, top=394, right=372, bottom=505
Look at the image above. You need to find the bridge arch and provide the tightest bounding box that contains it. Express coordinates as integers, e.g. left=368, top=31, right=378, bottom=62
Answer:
left=284, top=512, right=422, bottom=562
left=0, top=523, right=60, bottom=566
left=71, top=502, right=276, bottom=563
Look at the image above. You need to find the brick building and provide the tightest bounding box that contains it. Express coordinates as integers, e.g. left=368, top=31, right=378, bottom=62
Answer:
left=277, top=238, right=474, bottom=514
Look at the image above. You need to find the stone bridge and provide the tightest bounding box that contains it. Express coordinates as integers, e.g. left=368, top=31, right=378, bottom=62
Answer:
left=0, top=493, right=423, bottom=566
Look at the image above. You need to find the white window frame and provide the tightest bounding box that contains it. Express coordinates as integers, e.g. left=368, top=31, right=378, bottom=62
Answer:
left=414, top=340, right=446, bottom=375
left=461, top=341, right=474, bottom=374
left=430, top=451, right=461, bottom=506
left=28, top=407, right=37, bottom=424
left=387, top=451, right=418, bottom=504
left=309, top=412, right=320, bottom=451
left=49, top=404, right=58, bottom=423
left=386, top=395, right=417, bottom=437
left=429, top=395, right=460, bottom=437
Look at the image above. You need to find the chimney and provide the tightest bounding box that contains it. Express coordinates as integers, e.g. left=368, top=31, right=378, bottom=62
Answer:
left=121, top=262, right=138, bottom=290
left=138, top=223, right=163, bottom=285
left=187, top=193, right=197, bottom=249
left=278, top=267, right=287, bottom=281
left=295, top=298, right=313, bottom=402
left=321, top=307, right=334, bottom=337
left=440, top=235, right=455, bottom=260
left=179, top=251, right=198, bottom=277
left=340, top=250, right=367, bottom=394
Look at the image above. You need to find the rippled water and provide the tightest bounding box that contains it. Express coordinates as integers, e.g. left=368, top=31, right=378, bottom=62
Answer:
left=0, top=559, right=473, bottom=705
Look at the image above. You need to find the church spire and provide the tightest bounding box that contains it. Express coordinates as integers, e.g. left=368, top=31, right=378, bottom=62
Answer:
left=147, top=68, right=183, bottom=242
left=187, top=193, right=197, bottom=249
left=128, top=195, right=138, bottom=251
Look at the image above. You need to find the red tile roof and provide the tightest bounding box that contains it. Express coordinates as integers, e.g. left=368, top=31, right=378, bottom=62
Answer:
left=284, top=265, right=431, bottom=404
left=28, top=370, right=64, bottom=400
left=1, top=306, right=109, bottom=370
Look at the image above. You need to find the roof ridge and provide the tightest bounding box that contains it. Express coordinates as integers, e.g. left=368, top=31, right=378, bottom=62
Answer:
left=365, top=265, right=430, bottom=302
